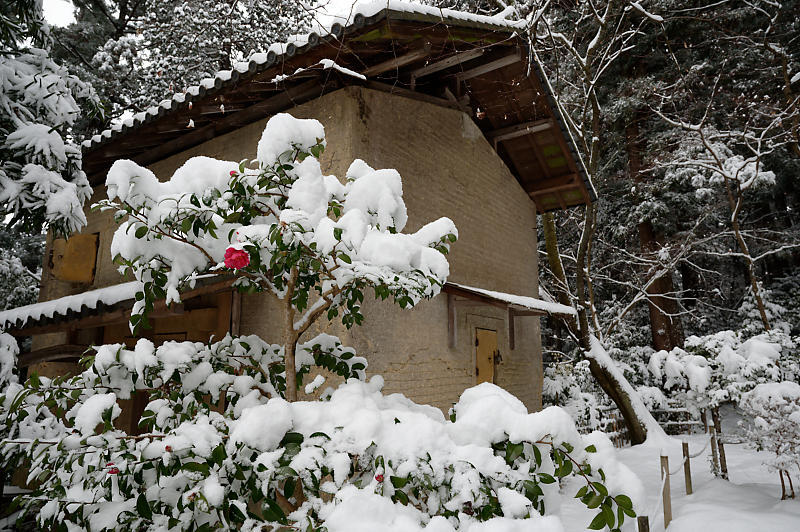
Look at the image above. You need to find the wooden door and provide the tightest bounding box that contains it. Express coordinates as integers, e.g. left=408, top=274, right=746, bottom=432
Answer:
left=475, top=328, right=497, bottom=384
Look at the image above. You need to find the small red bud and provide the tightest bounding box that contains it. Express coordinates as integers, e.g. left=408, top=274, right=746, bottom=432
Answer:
left=106, top=462, right=115, bottom=466
left=165, top=445, right=173, bottom=452
left=108, top=467, right=120, bottom=475
left=230, top=170, right=237, bottom=176
left=375, top=474, right=384, bottom=482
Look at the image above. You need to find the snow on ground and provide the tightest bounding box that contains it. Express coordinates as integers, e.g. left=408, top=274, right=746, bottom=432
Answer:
left=559, top=433, right=800, bottom=531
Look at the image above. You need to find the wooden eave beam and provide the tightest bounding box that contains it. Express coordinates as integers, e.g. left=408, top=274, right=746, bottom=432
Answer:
left=455, top=52, right=521, bottom=81
left=364, top=81, right=462, bottom=111
left=526, top=174, right=578, bottom=196
left=410, top=48, right=485, bottom=80
left=18, top=344, right=89, bottom=367
left=488, top=119, right=552, bottom=147
left=363, top=44, right=432, bottom=77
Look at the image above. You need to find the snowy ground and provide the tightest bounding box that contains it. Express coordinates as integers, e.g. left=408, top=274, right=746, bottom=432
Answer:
left=559, top=433, right=800, bottom=531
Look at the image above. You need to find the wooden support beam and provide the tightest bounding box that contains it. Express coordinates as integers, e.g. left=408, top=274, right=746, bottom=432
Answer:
left=410, top=48, right=485, bottom=81
left=230, top=290, right=241, bottom=336
left=488, top=119, right=552, bottom=147
left=455, top=52, right=520, bottom=81
left=18, top=344, right=89, bottom=367
left=508, top=307, right=515, bottom=350
left=364, top=81, right=462, bottom=111
left=448, top=293, right=457, bottom=349
left=526, top=174, right=578, bottom=196
left=363, top=44, right=432, bottom=77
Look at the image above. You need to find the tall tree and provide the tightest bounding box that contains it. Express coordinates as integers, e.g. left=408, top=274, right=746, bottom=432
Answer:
left=0, top=0, right=101, bottom=236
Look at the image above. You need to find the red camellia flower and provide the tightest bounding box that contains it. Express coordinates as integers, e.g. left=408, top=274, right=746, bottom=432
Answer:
left=108, top=467, right=120, bottom=475
left=375, top=474, right=384, bottom=482
left=230, top=170, right=237, bottom=177
left=165, top=445, right=172, bottom=452
left=224, top=247, right=250, bottom=269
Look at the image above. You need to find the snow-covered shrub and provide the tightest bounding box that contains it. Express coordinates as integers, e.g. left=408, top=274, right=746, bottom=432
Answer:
left=648, top=330, right=790, bottom=414
left=0, top=113, right=641, bottom=530
left=0, top=334, right=642, bottom=531
left=96, top=113, right=457, bottom=400
left=739, top=382, right=800, bottom=499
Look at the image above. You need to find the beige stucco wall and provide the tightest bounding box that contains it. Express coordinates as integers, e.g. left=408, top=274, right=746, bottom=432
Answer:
left=36, top=86, right=543, bottom=412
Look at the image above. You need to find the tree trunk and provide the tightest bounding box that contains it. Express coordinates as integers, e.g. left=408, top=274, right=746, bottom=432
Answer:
left=543, top=207, right=649, bottom=444
left=284, top=268, right=299, bottom=402
left=625, top=120, right=684, bottom=350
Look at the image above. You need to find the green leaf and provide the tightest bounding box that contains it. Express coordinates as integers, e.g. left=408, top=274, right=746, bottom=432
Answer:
left=261, top=497, right=286, bottom=523
left=506, top=442, right=524, bottom=464
left=586, top=493, right=604, bottom=509
left=211, top=443, right=227, bottom=465
left=136, top=493, right=152, bottom=520
left=585, top=444, right=597, bottom=453
left=338, top=252, right=352, bottom=264
left=592, top=482, right=608, bottom=497
left=135, top=225, right=148, bottom=238
left=588, top=511, right=607, bottom=530
left=281, top=432, right=304, bottom=445
left=333, top=227, right=343, bottom=240
left=182, top=462, right=210, bottom=476
left=615, top=494, right=633, bottom=510
left=390, top=476, right=409, bottom=488
left=601, top=503, right=615, bottom=528
left=393, top=490, right=409, bottom=505
left=283, top=477, right=296, bottom=500
left=538, top=473, right=556, bottom=484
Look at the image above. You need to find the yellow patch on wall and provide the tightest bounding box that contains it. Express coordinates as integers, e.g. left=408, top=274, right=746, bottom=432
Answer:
left=50, top=233, right=99, bottom=283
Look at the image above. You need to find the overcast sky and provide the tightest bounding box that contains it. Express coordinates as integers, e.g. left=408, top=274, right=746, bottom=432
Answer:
left=43, top=0, right=76, bottom=27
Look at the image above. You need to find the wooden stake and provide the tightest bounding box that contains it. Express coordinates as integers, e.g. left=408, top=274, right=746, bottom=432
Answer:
left=709, top=418, right=721, bottom=477
left=682, top=441, right=693, bottom=495
left=637, top=515, right=650, bottom=532
left=712, top=407, right=729, bottom=480
left=661, top=455, right=672, bottom=529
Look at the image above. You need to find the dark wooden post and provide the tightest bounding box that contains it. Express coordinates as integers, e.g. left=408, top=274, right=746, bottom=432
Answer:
left=682, top=441, right=693, bottom=495
left=709, top=413, right=721, bottom=477
left=637, top=515, right=650, bottom=532
left=711, top=407, right=729, bottom=480
left=661, top=455, right=672, bottom=528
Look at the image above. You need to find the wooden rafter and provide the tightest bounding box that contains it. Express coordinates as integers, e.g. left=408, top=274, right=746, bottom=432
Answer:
left=455, top=52, right=520, bottom=81
left=488, top=119, right=552, bottom=147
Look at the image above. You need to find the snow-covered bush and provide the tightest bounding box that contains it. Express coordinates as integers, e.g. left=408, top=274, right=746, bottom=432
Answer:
left=647, top=330, right=790, bottom=414
left=739, top=382, right=800, bottom=499
left=0, top=334, right=642, bottom=530
left=96, top=113, right=457, bottom=400
left=0, top=113, right=641, bottom=530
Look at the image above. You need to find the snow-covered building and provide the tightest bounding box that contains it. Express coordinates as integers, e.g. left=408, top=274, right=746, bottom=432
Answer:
left=1, top=3, right=591, bottom=419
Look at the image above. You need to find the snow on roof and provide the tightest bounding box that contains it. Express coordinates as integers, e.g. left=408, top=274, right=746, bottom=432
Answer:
left=81, top=0, right=526, bottom=152
left=0, top=281, right=139, bottom=331
left=447, top=282, right=576, bottom=316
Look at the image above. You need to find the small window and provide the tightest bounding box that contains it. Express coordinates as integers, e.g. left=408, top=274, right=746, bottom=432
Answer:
left=50, top=233, right=99, bottom=283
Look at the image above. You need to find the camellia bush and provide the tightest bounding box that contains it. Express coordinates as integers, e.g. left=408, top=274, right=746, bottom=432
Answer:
left=0, top=114, right=641, bottom=531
